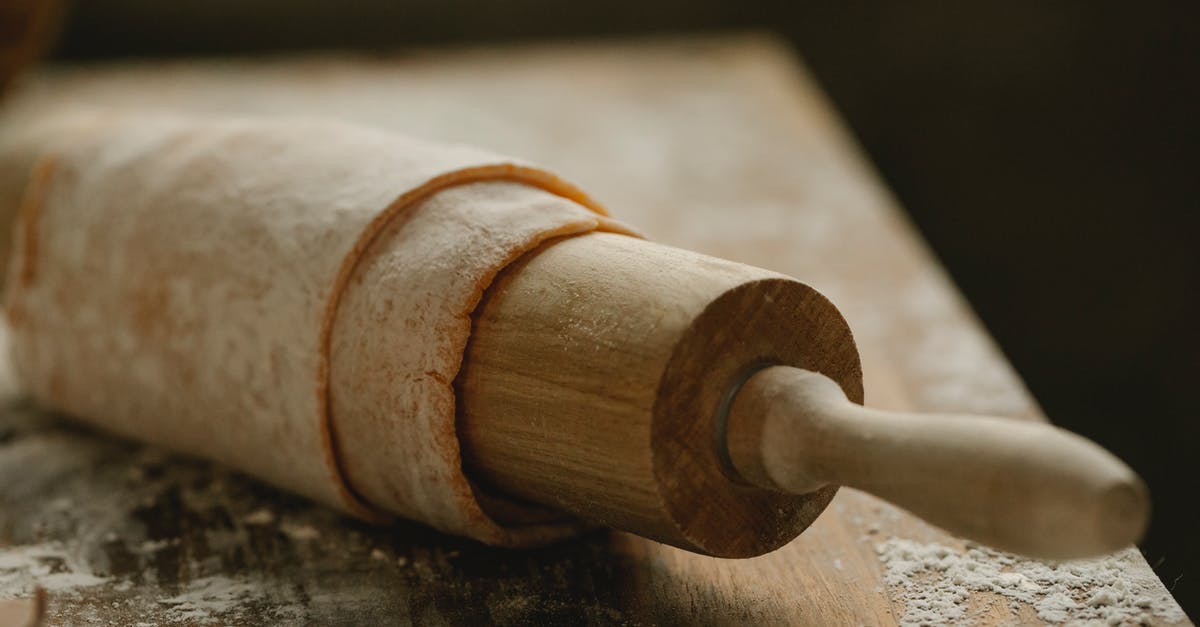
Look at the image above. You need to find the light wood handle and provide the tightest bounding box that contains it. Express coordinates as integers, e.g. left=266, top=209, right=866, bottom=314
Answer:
left=726, top=366, right=1149, bottom=559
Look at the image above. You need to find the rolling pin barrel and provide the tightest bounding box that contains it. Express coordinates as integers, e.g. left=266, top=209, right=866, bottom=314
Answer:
left=459, top=231, right=864, bottom=557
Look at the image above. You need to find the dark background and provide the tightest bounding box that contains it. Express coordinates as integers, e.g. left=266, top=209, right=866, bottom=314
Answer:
left=45, top=0, right=1200, bottom=617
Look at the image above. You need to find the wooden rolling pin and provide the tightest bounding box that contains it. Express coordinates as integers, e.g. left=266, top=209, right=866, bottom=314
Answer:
left=0, top=111, right=1147, bottom=561
left=459, top=232, right=1148, bottom=559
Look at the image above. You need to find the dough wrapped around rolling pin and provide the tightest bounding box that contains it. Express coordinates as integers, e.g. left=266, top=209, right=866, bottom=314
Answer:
left=0, top=111, right=1150, bottom=560
left=0, top=111, right=632, bottom=546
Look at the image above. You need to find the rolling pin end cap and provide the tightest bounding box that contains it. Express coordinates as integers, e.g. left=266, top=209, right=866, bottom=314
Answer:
left=1096, top=475, right=1151, bottom=552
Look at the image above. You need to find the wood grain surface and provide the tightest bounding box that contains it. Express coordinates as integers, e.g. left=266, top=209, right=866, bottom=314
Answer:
left=0, top=34, right=1188, bottom=625
left=459, top=232, right=862, bottom=558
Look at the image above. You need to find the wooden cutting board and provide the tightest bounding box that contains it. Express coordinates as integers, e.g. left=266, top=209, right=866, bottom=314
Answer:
left=0, top=33, right=1188, bottom=625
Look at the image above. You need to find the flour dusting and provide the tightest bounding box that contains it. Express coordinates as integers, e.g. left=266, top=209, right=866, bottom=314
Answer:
left=241, top=508, right=276, bottom=526
left=280, top=522, right=321, bottom=542
left=0, top=542, right=110, bottom=597
left=877, top=538, right=1186, bottom=625
left=156, top=576, right=263, bottom=623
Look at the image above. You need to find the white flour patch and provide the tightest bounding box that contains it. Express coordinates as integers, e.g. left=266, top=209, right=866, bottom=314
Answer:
left=138, top=538, right=179, bottom=553
left=241, top=508, right=275, bottom=526
left=279, top=522, right=320, bottom=542
left=877, top=538, right=1186, bottom=625
left=0, top=542, right=110, bottom=597
left=156, top=575, right=262, bottom=623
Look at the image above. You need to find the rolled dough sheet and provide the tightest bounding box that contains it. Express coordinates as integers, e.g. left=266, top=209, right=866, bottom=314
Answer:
left=0, top=110, right=633, bottom=545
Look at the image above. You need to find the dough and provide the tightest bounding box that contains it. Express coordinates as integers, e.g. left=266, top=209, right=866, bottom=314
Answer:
left=0, top=111, right=632, bottom=545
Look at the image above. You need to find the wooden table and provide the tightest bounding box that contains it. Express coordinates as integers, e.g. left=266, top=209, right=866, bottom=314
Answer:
left=0, top=34, right=1188, bottom=625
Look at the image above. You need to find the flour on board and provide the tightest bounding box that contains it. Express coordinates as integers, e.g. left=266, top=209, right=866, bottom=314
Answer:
left=155, top=575, right=298, bottom=623
left=877, top=538, right=1186, bottom=625
left=0, top=542, right=109, bottom=596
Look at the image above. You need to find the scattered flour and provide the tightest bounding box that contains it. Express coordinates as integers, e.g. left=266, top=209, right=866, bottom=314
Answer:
left=0, top=542, right=110, bottom=597
left=279, top=522, right=321, bottom=542
left=156, top=575, right=261, bottom=623
left=0, top=492, right=321, bottom=622
left=138, top=538, right=178, bottom=553
left=877, top=538, right=1186, bottom=626
left=1, top=543, right=298, bottom=624
left=241, top=508, right=275, bottom=526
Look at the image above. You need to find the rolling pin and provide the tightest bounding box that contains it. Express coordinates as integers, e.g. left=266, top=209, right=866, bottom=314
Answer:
left=0, top=110, right=1147, bottom=560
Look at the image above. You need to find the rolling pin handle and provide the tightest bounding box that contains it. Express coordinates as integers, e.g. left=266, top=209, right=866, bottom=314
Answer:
left=722, top=365, right=1150, bottom=559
